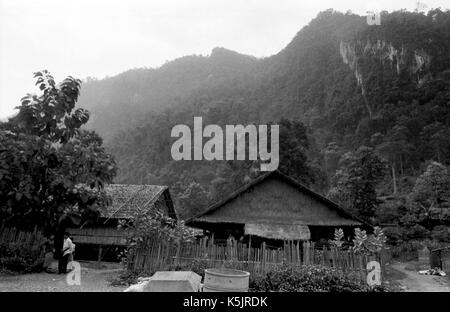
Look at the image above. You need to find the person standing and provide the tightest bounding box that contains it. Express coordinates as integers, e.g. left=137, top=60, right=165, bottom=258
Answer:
left=58, top=232, right=75, bottom=274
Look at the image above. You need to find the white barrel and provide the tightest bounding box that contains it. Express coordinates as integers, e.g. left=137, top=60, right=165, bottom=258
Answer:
left=203, top=268, right=250, bottom=292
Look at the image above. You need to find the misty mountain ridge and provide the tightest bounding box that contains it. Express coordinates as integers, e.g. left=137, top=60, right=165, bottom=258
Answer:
left=78, top=47, right=261, bottom=139
left=77, top=9, right=450, bottom=216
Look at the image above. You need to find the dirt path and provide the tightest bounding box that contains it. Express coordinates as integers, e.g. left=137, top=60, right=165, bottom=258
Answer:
left=390, top=262, right=450, bottom=292
left=0, top=262, right=126, bottom=292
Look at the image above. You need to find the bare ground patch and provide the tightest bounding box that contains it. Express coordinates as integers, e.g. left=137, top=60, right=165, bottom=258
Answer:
left=387, top=261, right=450, bottom=292
left=0, top=261, right=126, bottom=292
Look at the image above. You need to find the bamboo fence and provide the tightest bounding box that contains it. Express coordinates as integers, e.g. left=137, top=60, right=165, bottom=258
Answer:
left=0, top=226, right=46, bottom=258
left=128, top=237, right=388, bottom=283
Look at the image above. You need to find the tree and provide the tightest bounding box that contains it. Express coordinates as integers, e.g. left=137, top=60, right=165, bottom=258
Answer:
left=278, top=118, right=315, bottom=186
left=420, top=122, right=450, bottom=163
left=0, top=71, right=117, bottom=245
left=121, top=210, right=200, bottom=247
left=376, top=125, right=413, bottom=194
left=328, top=146, right=387, bottom=220
left=412, top=162, right=450, bottom=206
left=11, top=71, right=90, bottom=144
left=172, top=180, right=211, bottom=219
left=404, top=162, right=450, bottom=228
left=321, top=141, right=342, bottom=184
left=204, top=118, right=317, bottom=205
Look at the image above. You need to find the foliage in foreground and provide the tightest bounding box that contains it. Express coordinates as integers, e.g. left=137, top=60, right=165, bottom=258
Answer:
left=249, top=264, right=389, bottom=292
left=112, top=260, right=390, bottom=292
left=0, top=71, right=117, bottom=237
left=117, top=210, right=201, bottom=268
left=0, top=245, right=44, bottom=274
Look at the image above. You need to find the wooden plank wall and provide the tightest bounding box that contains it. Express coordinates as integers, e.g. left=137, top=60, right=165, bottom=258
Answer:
left=67, top=227, right=129, bottom=246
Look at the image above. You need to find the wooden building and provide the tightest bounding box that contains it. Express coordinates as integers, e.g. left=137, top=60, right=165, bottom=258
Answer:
left=68, top=184, right=176, bottom=261
left=186, top=170, right=369, bottom=245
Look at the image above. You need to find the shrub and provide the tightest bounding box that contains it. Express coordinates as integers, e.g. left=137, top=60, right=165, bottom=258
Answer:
left=430, top=226, right=450, bottom=243
left=109, top=270, right=141, bottom=286
left=0, top=244, right=44, bottom=274
left=249, top=264, right=386, bottom=292
left=169, top=259, right=210, bottom=279
left=383, top=226, right=403, bottom=244
left=389, top=238, right=448, bottom=261
left=0, top=254, right=44, bottom=273
left=114, top=260, right=391, bottom=292
left=389, top=240, right=421, bottom=260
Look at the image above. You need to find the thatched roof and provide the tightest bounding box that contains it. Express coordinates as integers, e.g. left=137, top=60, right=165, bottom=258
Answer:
left=245, top=223, right=311, bottom=240
left=187, top=170, right=369, bottom=228
left=98, top=184, right=176, bottom=220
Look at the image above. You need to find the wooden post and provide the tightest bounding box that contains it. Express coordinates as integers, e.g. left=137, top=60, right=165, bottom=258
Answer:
left=174, top=239, right=181, bottom=266
left=262, top=242, right=266, bottom=272
left=211, top=232, right=215, bottom=265
left=303, top=241, right=310, bottom=265
left=322, top=246, right=326, bottom=266
left=247, top=235, right=252, bottom=264
left=97, top=246, right=103, bottom=262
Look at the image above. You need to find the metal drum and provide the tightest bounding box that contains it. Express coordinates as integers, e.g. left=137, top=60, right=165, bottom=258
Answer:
left=203, top=268, right=250, bottom=292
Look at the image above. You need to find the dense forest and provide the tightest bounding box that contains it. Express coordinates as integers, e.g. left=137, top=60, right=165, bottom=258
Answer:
left=76, top=10, right=450, bottom=247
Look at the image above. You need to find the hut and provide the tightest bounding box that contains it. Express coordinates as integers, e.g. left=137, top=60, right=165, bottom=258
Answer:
left=186, top=170, right=369, bottom=245
left=68, top=184, right=176, bottom=261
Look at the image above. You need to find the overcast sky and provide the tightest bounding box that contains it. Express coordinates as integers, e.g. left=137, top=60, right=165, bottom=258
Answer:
left=0, top=0, right=448, bottom=118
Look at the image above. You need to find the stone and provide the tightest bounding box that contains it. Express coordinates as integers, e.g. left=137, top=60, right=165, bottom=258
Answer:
left=124, top=280, right=149, bottom=292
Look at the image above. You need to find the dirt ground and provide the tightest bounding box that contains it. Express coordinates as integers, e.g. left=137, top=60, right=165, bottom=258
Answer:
left=0, top=261, right=126, bottom=292
left=1, top=260, right=449, bottom=292
left=387, top=262, right=450, bottom=292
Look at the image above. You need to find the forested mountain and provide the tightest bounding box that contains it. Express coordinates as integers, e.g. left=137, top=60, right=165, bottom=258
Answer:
left=78, top=47, right=260, bottom=139
left=78, top=9, right=450, bottom=223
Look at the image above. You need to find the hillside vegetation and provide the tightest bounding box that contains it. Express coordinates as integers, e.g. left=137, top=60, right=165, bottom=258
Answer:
left=77, top=9, right=450, bottom=245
